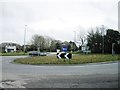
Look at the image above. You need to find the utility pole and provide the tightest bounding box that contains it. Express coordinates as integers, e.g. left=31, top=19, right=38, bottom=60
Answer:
left=73, top=31, right=76, bottom=52
left=74, top=31, right=76, bottom=42
left=24, top=25, right=27, bottom=54
left=101, top=25, right=105, bottom=54
left=112, top=43, right=115, bottom=55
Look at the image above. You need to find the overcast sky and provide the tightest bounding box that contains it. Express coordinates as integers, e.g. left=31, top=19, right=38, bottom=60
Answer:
left=0, top=0, right=119, bottom=45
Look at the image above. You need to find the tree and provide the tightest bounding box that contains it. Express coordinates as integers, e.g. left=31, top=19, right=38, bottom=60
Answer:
left=50, top=40, right=61, bottom=52
left=78, top=32, right=86, bottom=45
left=30, top=34, right=63, bottom=52
left=87, top=27, right=120, bottom=54
left=69, top=41, right=78, bottom=52
left=56, top=42, right=61, bottom=50
left=87, top=27, right=102, bottom=53
left=44, top=36, right=53, bottom=52
left=28, top=44, right=37, bottom=51
left=104, top=29, right=120, bottom=54
left=31, top=34, right=46, bottom=51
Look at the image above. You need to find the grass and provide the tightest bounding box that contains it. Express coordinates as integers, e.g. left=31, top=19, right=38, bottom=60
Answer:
left=0, top=52, right=28, bottom=56
left=13, top=54, right=120, bottom=65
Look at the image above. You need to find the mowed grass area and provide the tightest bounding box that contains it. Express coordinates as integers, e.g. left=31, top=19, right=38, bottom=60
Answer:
left=0, top=52, right=28, bottom=56
left=13, top=54, right=120, bottom=65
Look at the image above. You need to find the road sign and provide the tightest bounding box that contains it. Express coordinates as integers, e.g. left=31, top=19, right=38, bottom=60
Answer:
left=57, top=52, right=72, bottom=59
left=61, top=43, right=68, bottom=52
left=62, top=47, right=67, bottom=52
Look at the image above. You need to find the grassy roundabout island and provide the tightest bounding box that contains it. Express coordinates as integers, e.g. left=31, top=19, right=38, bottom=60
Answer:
left=13, top=54, right=120, bottom=65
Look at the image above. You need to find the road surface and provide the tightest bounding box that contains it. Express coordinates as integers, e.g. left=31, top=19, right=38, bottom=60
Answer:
left=0, top=55, right=119, bottom=88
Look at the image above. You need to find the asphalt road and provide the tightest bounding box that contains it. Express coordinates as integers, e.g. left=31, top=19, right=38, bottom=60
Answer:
left=1, top=55, right=119, bottom=88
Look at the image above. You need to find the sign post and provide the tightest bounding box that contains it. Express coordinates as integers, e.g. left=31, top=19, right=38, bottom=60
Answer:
left=57, top=52, right=72, bottom=61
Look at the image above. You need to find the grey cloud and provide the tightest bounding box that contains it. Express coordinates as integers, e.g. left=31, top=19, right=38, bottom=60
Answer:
left=1, top=0, right=118, bottom=44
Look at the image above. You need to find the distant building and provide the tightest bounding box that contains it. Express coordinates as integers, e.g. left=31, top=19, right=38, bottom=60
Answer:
left=81, top=44, right=89, bottom=51
left=5, top=46, right=16, bottom=52
left=81, top=44, right=91, bottom=54
left=0, top=42, right=22, bottom=53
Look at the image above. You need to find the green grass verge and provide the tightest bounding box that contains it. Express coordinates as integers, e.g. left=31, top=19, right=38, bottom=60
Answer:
left=0, top=52, right=28, bottom=56
left=13, top=54, right=120, bottom=65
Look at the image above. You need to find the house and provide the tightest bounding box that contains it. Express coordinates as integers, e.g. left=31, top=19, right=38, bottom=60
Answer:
left=5, top=46, right=16, bottom=52
left=0, top=42, right=22, bottom=53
